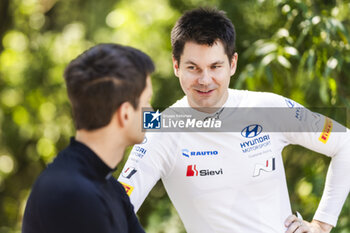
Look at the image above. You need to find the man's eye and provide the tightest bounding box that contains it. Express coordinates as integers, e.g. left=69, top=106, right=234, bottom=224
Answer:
left=212, top=65, right=221, bottom=69
left=187, top=66, right=195, bottom=70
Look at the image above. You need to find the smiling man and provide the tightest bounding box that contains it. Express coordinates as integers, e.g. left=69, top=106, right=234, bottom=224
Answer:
left=118, top=8, right=350, bottom=233
left=174, top=41, right=237, bottom=110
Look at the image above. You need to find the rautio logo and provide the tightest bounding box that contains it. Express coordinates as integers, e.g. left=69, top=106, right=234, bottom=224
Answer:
left=122, top=167, right=137, bottom=179
left=186, top=165, right=223, bottom=177
left=241, top=124, right=263, bottom=138
left=319, top=117, right=333, bottom=144
left=253, top=157, right=276, bottom=177
left=182, top=149, right=218, bottom=158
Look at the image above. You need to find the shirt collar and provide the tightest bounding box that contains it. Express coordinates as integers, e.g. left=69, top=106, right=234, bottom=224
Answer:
left=69, top=137, right=116, bottom=180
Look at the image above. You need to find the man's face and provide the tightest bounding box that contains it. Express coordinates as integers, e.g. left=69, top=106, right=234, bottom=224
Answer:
left=173, top=40, right=237, bottom=111
left=129, top=76, right=152, bottom=144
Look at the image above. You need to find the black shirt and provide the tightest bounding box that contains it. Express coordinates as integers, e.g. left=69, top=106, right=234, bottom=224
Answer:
left=22, top=138, right=145, bottom=233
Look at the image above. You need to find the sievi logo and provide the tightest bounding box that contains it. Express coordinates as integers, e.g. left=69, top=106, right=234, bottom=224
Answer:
left=241, top=124, right=263, bottom=138
left=186, top=165, right=198, bottom=176
left=186, top=165, right=223, bottom=177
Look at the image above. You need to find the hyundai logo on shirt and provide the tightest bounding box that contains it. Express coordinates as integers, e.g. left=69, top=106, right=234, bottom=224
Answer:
left=240, top=124, right=271, bottom=155
left=241, top=124, right=263, bottom=138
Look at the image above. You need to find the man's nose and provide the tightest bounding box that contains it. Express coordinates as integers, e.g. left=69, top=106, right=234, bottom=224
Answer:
left=198, top=69, right=212, bottom=85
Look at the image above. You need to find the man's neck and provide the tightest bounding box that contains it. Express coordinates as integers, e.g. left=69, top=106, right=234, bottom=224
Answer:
left=75, top=128, right=126, bottom=169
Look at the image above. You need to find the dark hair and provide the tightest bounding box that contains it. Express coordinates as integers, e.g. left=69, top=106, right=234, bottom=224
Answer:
left=171, top=7, right=236, bottom=64
left=64, top=43, right=155, bottom=130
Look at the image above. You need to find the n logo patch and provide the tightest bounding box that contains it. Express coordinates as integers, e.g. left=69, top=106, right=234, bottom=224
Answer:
left=253, top=157, right=276, bottom=177
left=122, top=167, right=137, bottom=179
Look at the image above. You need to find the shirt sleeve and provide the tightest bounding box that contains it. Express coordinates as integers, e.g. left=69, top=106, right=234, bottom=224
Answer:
left=114, top=179, right=146, bottom=233
left=280, top=97, right=350, bottom=226
left=118, top=132, right=177, bottom=212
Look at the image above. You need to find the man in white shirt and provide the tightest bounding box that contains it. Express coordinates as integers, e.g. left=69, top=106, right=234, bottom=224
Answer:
left=119, top=8, right=350, bottom=233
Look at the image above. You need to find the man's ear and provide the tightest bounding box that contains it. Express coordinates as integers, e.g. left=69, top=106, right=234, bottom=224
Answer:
left=230, top=53, right=238, bottom=76
left=116, top=102, right=133, bottom=128
left=172, top=56, right=179, bottom=77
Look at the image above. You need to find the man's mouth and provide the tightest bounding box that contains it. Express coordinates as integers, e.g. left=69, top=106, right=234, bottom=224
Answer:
left=196, top=89, right=214, bottom=95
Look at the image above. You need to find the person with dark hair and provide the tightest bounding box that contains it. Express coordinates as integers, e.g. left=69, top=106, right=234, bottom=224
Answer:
left=22, top=43, right=154, bottom=233
left=118, top=8, right=350, bottom=233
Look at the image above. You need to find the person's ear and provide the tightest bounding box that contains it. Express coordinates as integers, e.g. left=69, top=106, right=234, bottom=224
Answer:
left=116, top=102, right=134, bottom=128
left=230, top=53, right=238, bottom=76
left=172, top=56, right=179, bottom=77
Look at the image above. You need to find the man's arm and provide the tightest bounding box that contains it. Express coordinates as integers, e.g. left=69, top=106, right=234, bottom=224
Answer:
left=311, top=220, right=333, bottom=232
left=312, top=131, right=350, bottom=225
left=118, top=132, right=176, bottom=211
left=282, top=99, right=350, bottom=228
left=38, top=187, right=114, bottom=233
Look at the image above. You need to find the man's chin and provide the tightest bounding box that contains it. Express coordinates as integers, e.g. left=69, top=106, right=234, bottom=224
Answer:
left=193, top=98, right=216, bottom=107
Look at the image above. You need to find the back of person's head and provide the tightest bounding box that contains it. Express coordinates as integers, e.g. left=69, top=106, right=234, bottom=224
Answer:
left=64, top=43, right=155, bottom=130
left=171, top=7, right=236, bottom=63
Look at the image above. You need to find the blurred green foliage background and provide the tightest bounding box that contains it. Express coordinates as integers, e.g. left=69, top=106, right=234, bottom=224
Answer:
left=0, top=0, right=350, bottom=232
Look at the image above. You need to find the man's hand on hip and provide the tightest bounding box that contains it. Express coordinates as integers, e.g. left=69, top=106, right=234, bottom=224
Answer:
left=285, top=214, right=333, bottom=233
